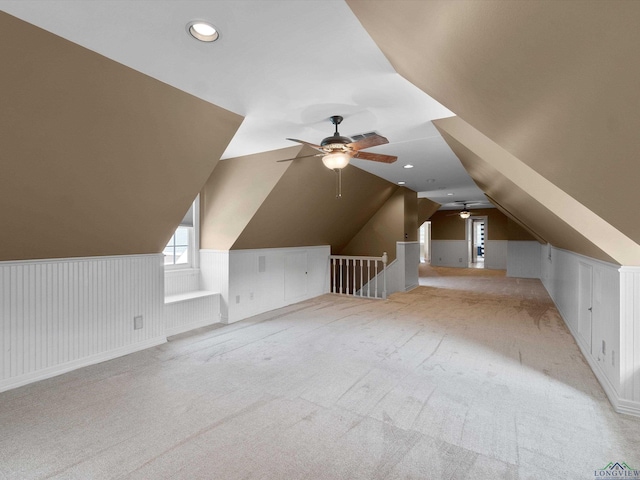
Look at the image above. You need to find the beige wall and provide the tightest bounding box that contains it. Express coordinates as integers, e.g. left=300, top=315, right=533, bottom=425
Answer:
left=339, top=188, right=405, bottom=262
left=403, top=189, right=418, bottom=242
left=429, top=208, right=536, bottom=242
left=429, top=211, right=466, bottom=241
left=417, top=198, right=441, bottom=226
left=0, top=12, right=242, bottom=261
left=200, top=147, right=298, bottom=251
left=435, top=120, right=623, bottom=264
left=348, top=0, right=640, bottom=265
left=201, top=151, right=401, bottom=252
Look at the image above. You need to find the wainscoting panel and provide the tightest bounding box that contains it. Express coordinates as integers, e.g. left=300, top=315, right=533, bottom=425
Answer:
left=0, top=254, right=165, bottom=391
left=540, top=246, right=637, bottom=415
left=165, top=268, right=200, bottom=296
left=401, top=242, right=420, bottom=291
left=226, top=246, right=330, bottom=324
left=484, top=240, right=507, bottom=270
left=430, top=240, right=468, bottom=267
left=619, top=266, right=640, bottom=413
left=200, top=250, right=230, bottom=322
left=507, top=241, right=542, bottom=278
left=165, top=293, right=220, bottom=337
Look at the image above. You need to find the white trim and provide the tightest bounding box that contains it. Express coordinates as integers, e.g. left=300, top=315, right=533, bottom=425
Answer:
left=617, top=399, right=640, bottom=417
left=0, top=336, right=167, bottom=393
left=618, top=266, right=640, bottom=274
left=559, top=305, right=626, bottom=414
left=164, top=290, right=217, bottom=304
left=550, top=244, right=621, bottom=270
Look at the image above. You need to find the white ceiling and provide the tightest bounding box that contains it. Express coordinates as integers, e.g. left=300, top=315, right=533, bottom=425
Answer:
left=0, top=0, right=490, bottom=208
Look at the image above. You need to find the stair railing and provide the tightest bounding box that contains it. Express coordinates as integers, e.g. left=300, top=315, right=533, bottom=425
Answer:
left=329, top=252, right=388, bottom=299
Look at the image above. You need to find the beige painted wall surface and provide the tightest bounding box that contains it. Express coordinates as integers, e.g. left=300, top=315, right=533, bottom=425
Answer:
left=339, top=188, right=405, bottom=263
left=429, top=211, right=466, bottom=241
left=417, top=198, right=441, bottom=226
left=437, top=128, right=617, bottom=264
left=429, top=207, right=536, bottom=243
left=0, top=12, right=242, bottom=261
left=231, top=160, right=397, bottom=252
left=403, top=189, right=418, bottom=242
left=348, top=0, right=640, bottom=249
left=200, top=147, right=299, bottom=251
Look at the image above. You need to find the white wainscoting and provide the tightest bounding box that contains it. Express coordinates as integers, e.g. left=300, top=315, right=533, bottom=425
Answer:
left=164, top=268, right=200, bottom=296
left=507, top=241, right=542, bottom=278
left=430, top=240, right=468, bottom=267
left=540, top=246, right=640, bottom=416
left=484, top=240, right=507, bottom=270
left=362, top=242, right=419, bottom=297
left=619, top=266, right=640, bottom=415
left=164, top=292, right=220, bottom=337
left=401, top=242, right=420, bottom=291
left=0, top=254, right=165, bottom=392
left=201, top=246, right=330, bottom=324
left=200, top=250, right=230, bottom=323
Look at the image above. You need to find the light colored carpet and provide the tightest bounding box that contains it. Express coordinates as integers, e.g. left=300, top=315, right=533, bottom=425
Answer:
left=1, top=267, right=639, bottom=479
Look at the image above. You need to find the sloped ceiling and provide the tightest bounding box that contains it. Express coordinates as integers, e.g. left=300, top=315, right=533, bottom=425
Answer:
left=417, top=198, right=441, bottom=226
left=201, top=151, right=399, bottom=253
left=232, top=158, right=399, bottom=252
left=0, top=12, right=243, bottom=261
left=434, top=117, right=637, bottom=264
left=348, top=0, right=640, bottom=265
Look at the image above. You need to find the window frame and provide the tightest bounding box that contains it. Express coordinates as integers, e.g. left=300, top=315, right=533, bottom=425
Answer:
left=164, top=195, right=200, bottom=271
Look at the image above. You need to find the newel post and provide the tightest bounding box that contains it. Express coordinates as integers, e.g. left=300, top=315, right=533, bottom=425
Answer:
left=382, top=252, right=388, bottom=299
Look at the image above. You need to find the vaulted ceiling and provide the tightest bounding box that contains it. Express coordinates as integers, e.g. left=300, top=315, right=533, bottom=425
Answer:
left=348, top=0, right=640, bottom=265
left=2, top=1, right=639, bottom=265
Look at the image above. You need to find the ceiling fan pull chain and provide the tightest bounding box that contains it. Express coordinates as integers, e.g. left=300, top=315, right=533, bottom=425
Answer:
left=335, top=168, right=342, bottom=198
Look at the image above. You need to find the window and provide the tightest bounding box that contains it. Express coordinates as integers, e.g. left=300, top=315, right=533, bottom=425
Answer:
left=164, top=226, right=191, bottom=266
left=163, top=197, right=199, bottom=269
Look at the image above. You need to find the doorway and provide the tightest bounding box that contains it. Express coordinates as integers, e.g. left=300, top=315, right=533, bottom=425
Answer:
left=419, top=221, right=431, bottom=264
left=469, top=218, right=486, bottom=268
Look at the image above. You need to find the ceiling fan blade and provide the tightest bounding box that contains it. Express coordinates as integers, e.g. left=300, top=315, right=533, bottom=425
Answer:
left=353, top=151, right=397, bottom=164
left=285, top=138, right=325, bottom=152
left=276, top=153, right=322, bottom=163
left=347, top=132, right=389, bottom=151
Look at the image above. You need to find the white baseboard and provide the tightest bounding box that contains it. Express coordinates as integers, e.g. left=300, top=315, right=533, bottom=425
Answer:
left=555, top=303, right=639, bottom=418
left=0, top=336, right=167, bottom=393
left=166, top=320, right=221, bottom=337
left=617, top=399, right=640, bottom=417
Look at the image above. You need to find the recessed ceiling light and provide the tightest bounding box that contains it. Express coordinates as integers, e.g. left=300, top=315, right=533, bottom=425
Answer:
left=398, top=181, right=406, bottom=185
left=403, top=164, right=414, bottom=169
left=187, top=21, right=219, bottom=42
left=425, top=178, right=436, bottom=183
left=447, top=193, right=454, bottom=196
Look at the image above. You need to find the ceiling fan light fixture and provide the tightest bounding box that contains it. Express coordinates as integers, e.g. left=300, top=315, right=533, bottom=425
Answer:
left=459, top=210, right=471, bottom=219
left=322, top=152, right=351, bottom=170
left=187, top=21, right=219, bottom=42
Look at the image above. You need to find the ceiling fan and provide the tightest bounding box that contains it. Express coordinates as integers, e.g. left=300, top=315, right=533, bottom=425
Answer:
left=281, top=115, right=398, bottom=197
left=447, top=202, right=485, bottom=219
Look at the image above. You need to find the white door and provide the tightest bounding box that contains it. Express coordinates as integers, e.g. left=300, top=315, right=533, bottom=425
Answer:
left=578, top=262, right=593, bottom=352
left=284, top=252, right=308, bottom=301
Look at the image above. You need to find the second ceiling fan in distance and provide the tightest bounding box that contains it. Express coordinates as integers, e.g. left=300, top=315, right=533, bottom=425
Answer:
left=447, top=202, right=485, bottom=219
left=280, top=115, right=398, bottom=197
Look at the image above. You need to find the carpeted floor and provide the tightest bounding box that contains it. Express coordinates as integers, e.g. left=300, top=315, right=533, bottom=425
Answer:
left=1, top=267, right=639, bottom=479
